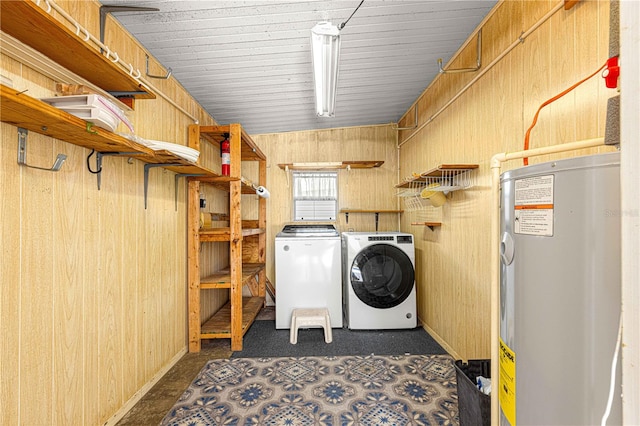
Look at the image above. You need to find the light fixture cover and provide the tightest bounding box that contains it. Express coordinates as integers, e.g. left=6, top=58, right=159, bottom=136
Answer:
left=311, top=21, right=341, bottom=117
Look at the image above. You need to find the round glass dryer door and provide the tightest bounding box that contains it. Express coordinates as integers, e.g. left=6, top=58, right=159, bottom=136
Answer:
left=350, top=243, right=415, bottom=309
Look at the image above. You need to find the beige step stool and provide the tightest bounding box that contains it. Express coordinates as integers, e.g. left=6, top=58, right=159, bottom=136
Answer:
left=290, top=308, right=332, bottom=344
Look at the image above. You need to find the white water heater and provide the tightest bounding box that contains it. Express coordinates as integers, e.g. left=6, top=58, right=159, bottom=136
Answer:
left=499, top=152, right=621, bottom=425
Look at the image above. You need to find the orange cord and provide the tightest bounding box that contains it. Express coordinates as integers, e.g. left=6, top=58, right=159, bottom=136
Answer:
left=523, top=61, right=607, bottom=165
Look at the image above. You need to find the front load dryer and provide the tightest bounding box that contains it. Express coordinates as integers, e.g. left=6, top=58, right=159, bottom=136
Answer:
left=342, top=232, right=416, bottom=329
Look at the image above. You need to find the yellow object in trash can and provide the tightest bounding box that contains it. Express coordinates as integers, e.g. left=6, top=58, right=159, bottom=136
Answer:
left=420, top=183, right=447, bottom=207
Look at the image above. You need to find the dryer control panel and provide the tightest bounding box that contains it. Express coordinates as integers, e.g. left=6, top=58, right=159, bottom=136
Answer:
left=397, top=235, right=413, bottom=244
left=367, top=236, right=394, bottom=241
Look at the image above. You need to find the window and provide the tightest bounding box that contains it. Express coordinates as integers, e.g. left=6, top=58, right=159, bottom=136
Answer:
left=292, top=171, right=338, bottom=221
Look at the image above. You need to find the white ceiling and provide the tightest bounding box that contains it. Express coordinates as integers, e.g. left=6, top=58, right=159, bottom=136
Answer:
left=105, top=0, right=497, bottom=135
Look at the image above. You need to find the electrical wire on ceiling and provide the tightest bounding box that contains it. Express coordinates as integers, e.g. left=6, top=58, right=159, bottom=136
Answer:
left=339, top=0, right=365, bottom=30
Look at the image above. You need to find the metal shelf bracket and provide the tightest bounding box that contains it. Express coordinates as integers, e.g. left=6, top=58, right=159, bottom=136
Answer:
left=100, top=5, right=159, bottom=49
left=94, top=151, right=140, bottom=190
left=144, top=163, right=182, bottom=209
left=174, top=173, right=205, bottom=211
left=437, top=29, right=482, bottom=74
left=17, top=127, right=67, bottom=172
left=146, top=54, right=172, bottom=80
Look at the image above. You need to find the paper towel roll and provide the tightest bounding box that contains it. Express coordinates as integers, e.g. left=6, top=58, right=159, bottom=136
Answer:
left=255, top=186, right=270, bottom=198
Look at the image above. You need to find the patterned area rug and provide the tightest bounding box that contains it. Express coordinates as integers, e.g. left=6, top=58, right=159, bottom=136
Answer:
left=160, top=354, right=459, bottom=425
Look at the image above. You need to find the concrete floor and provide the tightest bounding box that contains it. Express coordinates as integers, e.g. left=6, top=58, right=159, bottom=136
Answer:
left=116, top=307, right=275, bottom=426
left=116, top=339, right=231, bottom=426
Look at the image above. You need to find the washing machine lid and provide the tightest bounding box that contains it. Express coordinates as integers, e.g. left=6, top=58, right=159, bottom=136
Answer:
left=350, top=243, right=415, bottom=309
left=276, top=224, right=339, bottom=238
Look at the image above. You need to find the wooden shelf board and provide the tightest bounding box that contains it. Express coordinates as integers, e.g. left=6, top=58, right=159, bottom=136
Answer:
left=242, top=228, right=266, bottom=237
left=198, top=125, right=266, bottom=161
left=192, top=175, right=262, bottom=194
left=146, top=153, right=216, bottom=175
left=192, top=175, right=238, bottom=184
left=199, top=228, right=231, bottom=241
left=420, top=164, right=479, bottom=177
left=278, top=160, right=384, bottom=170
left=340, top=209, right=404, bottom=214
left=1, top=85, right=153, bottom=153
left=200, top=297, right=264, bottom=337
left=162, top=163, right=217, bottom=176
left=395, top=164, right=479, bottom=188
left=0, top=1, right=154, bottom=99
left=345, top=160, right=384, bottom=168
left=199, top=227, right=265, bottom=241
left=0, top=85, right=220, bottom=176
left=200, top=282, right=230, bottom=290
left=192, top=175, right=238, bottom=192
left=200, top=263, right=265, bottom=289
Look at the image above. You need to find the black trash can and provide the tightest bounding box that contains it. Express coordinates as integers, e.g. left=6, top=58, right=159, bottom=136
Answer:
left=455, top=359, right=491, bottom=426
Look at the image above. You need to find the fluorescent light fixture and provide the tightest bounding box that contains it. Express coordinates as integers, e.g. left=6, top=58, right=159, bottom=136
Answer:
left=311, top=21, right=341, bottom=117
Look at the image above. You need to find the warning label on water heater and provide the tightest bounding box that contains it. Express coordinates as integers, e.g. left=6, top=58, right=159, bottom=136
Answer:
left=500, top=338, right=517, bottom=425
left=513, top=174, right=554, bottom=236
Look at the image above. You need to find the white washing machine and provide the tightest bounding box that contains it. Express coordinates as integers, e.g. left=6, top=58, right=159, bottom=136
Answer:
left=275, top=224, right=342, bottom=329
left=342, top=232, right=417, bottom=329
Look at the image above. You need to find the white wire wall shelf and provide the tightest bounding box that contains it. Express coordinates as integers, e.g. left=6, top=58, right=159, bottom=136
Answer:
left=395, top=164, right=478, bottom=211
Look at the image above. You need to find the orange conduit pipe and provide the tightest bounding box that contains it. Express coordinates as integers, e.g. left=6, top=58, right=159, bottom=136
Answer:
left=523, top=60, right=608, bottom=165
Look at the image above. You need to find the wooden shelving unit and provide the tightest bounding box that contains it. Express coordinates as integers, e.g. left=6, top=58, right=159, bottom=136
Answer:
left=200, top=297, right=265, bottom=339
left=187, top=123, right=267, bottom=352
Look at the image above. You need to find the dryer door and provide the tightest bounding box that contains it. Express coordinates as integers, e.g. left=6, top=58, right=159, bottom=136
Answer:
left=350, top=244, right=415, bottom=309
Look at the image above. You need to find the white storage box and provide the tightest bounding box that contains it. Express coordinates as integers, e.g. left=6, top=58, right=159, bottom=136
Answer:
left=41, top=94, right=134, bottom=132
left=57, top=106, right=119, bottom=132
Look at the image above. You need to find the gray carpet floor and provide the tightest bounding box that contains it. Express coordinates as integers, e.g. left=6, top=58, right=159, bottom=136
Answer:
left=231, top=320, right=447, bottom=358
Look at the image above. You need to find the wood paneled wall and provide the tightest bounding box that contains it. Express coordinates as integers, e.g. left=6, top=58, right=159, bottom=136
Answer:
left=0, top=1, right=218, bottom=425
left=0, top=0, right=619, bottom=423
left=396, top=0, right=616, bottom=360
left=251, top=125, right=399, bottom=299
